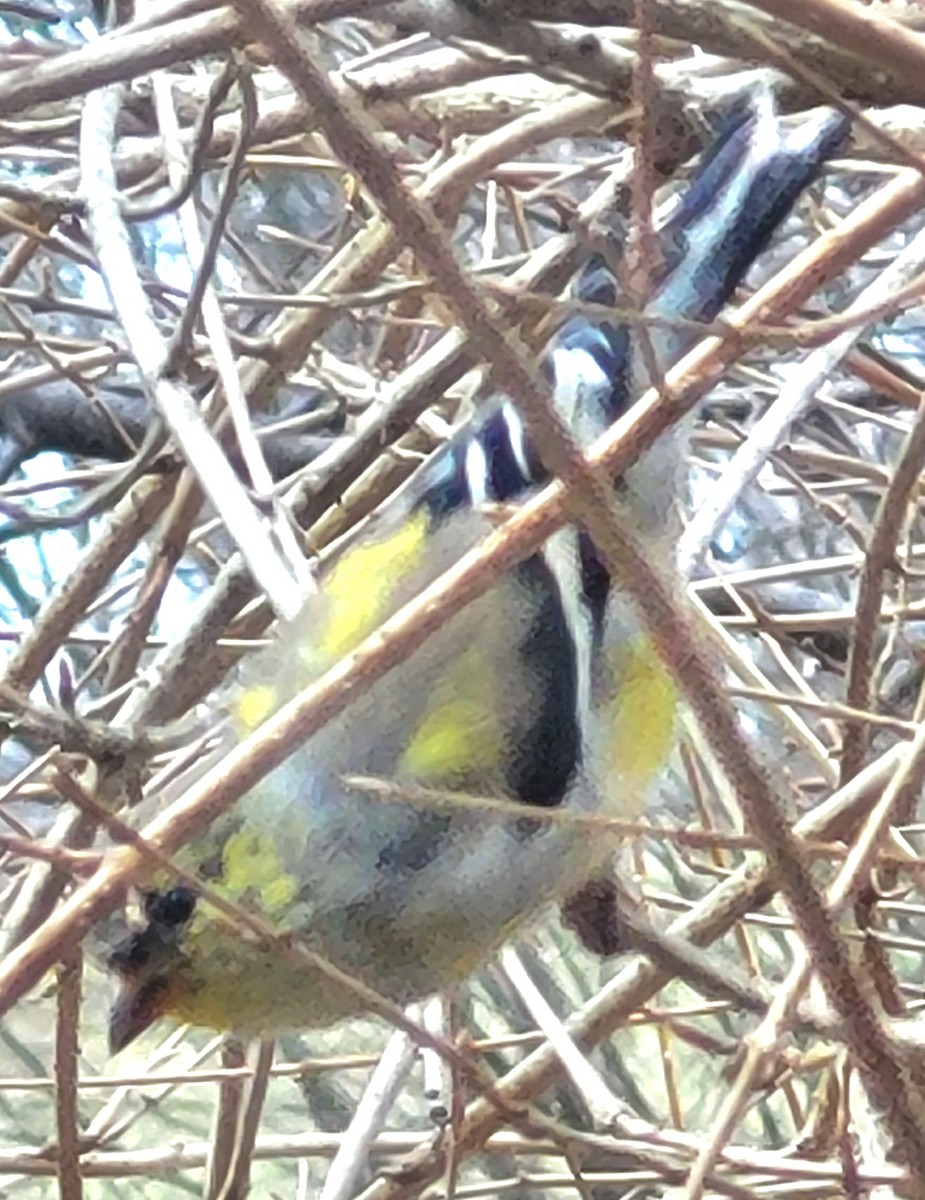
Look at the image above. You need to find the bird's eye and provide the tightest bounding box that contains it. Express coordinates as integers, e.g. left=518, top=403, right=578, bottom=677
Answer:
left=142, top=887, right=196, bottom=929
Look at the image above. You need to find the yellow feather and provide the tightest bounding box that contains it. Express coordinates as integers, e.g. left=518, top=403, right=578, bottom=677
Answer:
left=235, top=683, right=277, bottom=732
left=603, top=636, right=678, bottom=794
left=401, top=645, right=504, bottom=781
left=318, top=511, right=429, bottom=659
left=220, top=829, right=297, bottom=917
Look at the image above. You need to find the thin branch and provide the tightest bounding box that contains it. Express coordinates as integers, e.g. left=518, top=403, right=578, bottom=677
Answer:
left=79, top=81, right=304, bottom=620
left=53, top=946, right=84, bottom=1200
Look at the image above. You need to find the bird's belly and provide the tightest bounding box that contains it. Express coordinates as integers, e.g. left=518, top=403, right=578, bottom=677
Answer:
left=177, top=780, right=616, bottom=1035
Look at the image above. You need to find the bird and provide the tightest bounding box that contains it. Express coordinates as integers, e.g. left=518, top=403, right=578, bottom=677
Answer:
left=105, top=99, right=849, bottom=1052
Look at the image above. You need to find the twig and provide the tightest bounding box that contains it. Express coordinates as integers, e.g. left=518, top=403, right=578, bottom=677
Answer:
left=53, top=945, right=84, bottom=1200
left=79, top=81, right=304, bottom=620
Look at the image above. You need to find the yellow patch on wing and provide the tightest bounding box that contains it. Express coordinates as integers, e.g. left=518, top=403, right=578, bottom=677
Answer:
left=401, top=644, right=503, bottom=782
left=605, top=636, right=678, bottom=789
left=235, top=683, right=278, bottom=732
left=220, top=829, right=297, bottom=917
left=318, top=511, right=429, bottom=660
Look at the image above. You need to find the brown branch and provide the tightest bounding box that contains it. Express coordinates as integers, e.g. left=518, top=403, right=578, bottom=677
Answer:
left=0, top=377, right=338, bottom=488
left=205, top=1039, right=248, bottom=1200
left=0, top=477, right=170, bottom=699
left=53, top=946, right=84, bottom=1200
left=842, top=391, right=925, bottom=782
left=0, top=0, right=921, bottom=141
left=383, top=0, right=925, bottom=106
left=739, top=0, right=925, bottom=101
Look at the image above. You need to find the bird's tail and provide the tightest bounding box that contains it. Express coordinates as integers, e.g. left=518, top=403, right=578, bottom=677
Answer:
left=412, top=101, right=849, bottom=531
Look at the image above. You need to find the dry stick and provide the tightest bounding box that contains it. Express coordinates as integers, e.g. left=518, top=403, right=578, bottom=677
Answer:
left=0, top=809, right=101, bottom=954
left=0, top=218, right=56, bottom=290
left=250, top=89, right=615, bottom=407
left=500, top=945, right=621, bottom=1128
left=96, top=480, right=204, bottom=715
left=675, top=173, right=925, bottom=770
left=35, top=44, right=544, bottom=224
left=237, top=4, right=925, bottom=1185
left=718, top=602, right=925, bottom=633
left=623, top=0, right=664, bottom=399
left=79, top=84, right=304, bottom=621
left=838, top=393, right=925, bottom=1022
left=0, top=475, right=168, bottom=699
left=3, top=1129, right=906, bottom=1184
left=677, top=211, right=925, bottom=783
left=0, top=0, right=914, bottom=121
left=0, top=347, right=122, bottom=408
left=689, top=564, right=837, bottom=783
left=0, top=477, right=171, bottom=957
left=319, top=1030, right=418, bottom=1200
left=674, top=170, right=925, bottom=778
left=739, top=0, right=925, bottom=99
left=205, top=1039, right=247, bottom=1200
left=218, top=1038, right=275, bottom=1200
left=385, top=0, right=925, bottom=107
left=841, top=384, right=925, bottom=784
left=54, top=946, right=84, bottom=1200
left=0, top=0, right=405, bottom=120
left=150, top=57, right=308, bottom=580
left=683, top=719, right=925, bottom=1200
left=78, top=1029, right=226, bottom=1155
left=206, top=1038, right=274, bottom=1200
left=445, top=10, right=640, bottom=102
left=9, top=47, right=600, bottom=221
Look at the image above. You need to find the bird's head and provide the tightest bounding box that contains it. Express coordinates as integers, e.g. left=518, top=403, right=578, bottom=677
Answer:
left=106, top=886, right=198, bottom=1053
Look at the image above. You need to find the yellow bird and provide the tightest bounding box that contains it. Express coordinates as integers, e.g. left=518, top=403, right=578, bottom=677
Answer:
left=107, top=101, right=847, bottom=1050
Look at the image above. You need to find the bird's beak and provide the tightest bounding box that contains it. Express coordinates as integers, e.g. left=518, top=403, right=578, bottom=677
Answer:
left=108, top=975, right=167, bottom=1054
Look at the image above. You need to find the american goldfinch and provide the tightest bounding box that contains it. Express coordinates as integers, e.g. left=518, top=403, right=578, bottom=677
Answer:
left=107, top=101, right=848, bottom=1051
